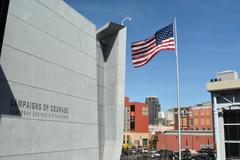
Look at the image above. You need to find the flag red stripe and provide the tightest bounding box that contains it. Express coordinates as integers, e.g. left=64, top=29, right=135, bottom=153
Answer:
left=131, top=40, right=156, bottom=53
left=132, top=43, right=157, bottom=56
left=132, top=42, right=175, bottom=58
left=133, top=47, right=175, bottom=65
left=131, top=36, right=155, bottom=47
left=133, top=48, right=176, bottom=67
left=132, top=39, right=174, bottom=55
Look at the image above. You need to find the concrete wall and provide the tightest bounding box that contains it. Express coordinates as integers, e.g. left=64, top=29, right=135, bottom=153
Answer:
left=97, top=22, right=126, bottom=160
left=0, top=1, right=126, bottom=160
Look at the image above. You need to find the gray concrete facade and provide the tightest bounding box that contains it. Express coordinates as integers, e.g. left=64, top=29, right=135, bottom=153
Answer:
left=0, top=1, right=126, bottom=160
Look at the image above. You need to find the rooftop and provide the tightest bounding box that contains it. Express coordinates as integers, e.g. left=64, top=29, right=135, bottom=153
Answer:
left=207, top=70, right=240, bottom=92
left=207, top=79, right=240, bottom=92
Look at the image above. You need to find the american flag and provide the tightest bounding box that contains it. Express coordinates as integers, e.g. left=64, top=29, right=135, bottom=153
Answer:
left=131, top=23, right=176, bottom=67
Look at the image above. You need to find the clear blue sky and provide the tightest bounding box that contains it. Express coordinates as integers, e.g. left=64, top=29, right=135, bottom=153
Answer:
left=65, top=0, right=240, bottom=111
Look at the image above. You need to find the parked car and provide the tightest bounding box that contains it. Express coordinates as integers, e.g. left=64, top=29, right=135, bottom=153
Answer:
left=142, top=148, right=148, bottom=153
left=149, top=150, right=161, bottom=158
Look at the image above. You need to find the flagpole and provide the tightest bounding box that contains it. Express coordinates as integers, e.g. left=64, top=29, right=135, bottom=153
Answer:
left=174, top=17, right=181, bottom=160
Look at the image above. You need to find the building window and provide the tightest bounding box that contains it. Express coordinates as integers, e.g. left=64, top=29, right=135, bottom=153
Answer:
left=130, top=105, right=135, bottom=112
left=189, top=111, right=193, bottom=117
left=201, top=118, right=205, bottom=125
left=206, top=119, right=210, bottom=125
left=225, top=143, right=240, bottom=159
left=189, top=119, right=193, bottom=126
left=224, top=110, right=240, bottom=124
left=217, top=93, right=234, bottom=104
left=206, top=110, right=210, bottom=116
left=194, top=111, right=198, bottom=116
left=194, top=118, right=199, bottom=126
left=142, top=107, right=148, bottom=116
left=224, top=125, right=240, bottom=141
left=130, top=116, right=135, bottom=130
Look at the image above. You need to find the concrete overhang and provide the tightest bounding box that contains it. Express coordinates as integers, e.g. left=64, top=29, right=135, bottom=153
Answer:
left=207, top=80, right=240, bottom=92
left=97, top=22, right=124, bottom=42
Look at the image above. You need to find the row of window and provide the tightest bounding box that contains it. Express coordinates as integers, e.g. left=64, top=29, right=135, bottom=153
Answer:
left=217, top=92, right=240, bottom=104
left=189, top=110, right=211, bottom=117
left=189, top=118, right=211, bottom=126
left=125, top=106, right=148, bottom=116
left=180, top=128, right=211, bottom=130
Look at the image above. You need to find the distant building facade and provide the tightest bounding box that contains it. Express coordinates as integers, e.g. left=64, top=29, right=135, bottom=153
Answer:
left=174, top=107, right=190, bottom=130
left=174, top=104, right=213, bottom=131
left=158, top=110, right=174, bottom=126
left=123, top=97, right=149, bottom=147
left=189, top=105, right=213, bottom=131
left=207, top=70, right=240, bottom=160
left=145, top=96, right=161, bottom=125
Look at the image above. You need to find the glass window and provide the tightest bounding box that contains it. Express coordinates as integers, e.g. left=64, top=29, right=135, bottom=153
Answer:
left=194, top=118, right=198, bottom=126
left=224, top=125, right=240, bottom=141
left=142, top=107, right=148, bottom=116
left=189, top=119, right=193, bottom=126
left=234, top=92, right=240, bottom=103
left=224, top=110, right=240, bottom=123
left=130, top=105, right=135, bottom=112
left=217, top=93, right=233, bottom=104
left=206, top=110, right=211, bottom=116
left=201, top=118, right=205, bottom=125
left=189, top=111, right=193, bottom=117
left=225, top=143, right=240, bottom=159
left=206, top=119, right=211, bottom=125
left=194, top=111, right=198, bottom=116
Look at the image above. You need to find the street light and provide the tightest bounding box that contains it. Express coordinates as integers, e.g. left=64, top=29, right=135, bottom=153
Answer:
left=121, top=16, right=132, bottom=25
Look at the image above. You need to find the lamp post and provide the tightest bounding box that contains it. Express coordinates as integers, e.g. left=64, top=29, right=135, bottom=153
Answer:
left=121, top=16, right=132, bottom=25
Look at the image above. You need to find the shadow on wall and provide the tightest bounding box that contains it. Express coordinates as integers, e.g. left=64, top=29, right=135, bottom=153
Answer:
left=99, top=32, right=118, bottom=62
left=0, top=64, right=21, bottom=118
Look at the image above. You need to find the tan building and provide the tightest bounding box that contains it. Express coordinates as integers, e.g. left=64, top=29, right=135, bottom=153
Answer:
left=207, top=70, right=240, bottom=160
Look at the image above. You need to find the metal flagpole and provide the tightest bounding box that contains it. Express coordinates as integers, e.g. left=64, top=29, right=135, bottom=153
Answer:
left=174, top=17, right=181, bottom=160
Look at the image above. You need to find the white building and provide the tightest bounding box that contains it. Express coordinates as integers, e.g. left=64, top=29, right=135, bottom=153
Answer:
left=0, top=1, right=126, bottom=160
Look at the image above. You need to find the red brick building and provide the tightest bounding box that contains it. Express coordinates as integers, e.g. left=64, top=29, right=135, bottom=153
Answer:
left=123, top=97, right=149, bottom=147
left=174, top=107, right=190, bottom=130
left=174, top=104, right=213, bottom=131
left=189, top=105, right=213, bottom=131
left=160, top=104, right=214, bottom=151
left=157, top=130, right=214, bottom=151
